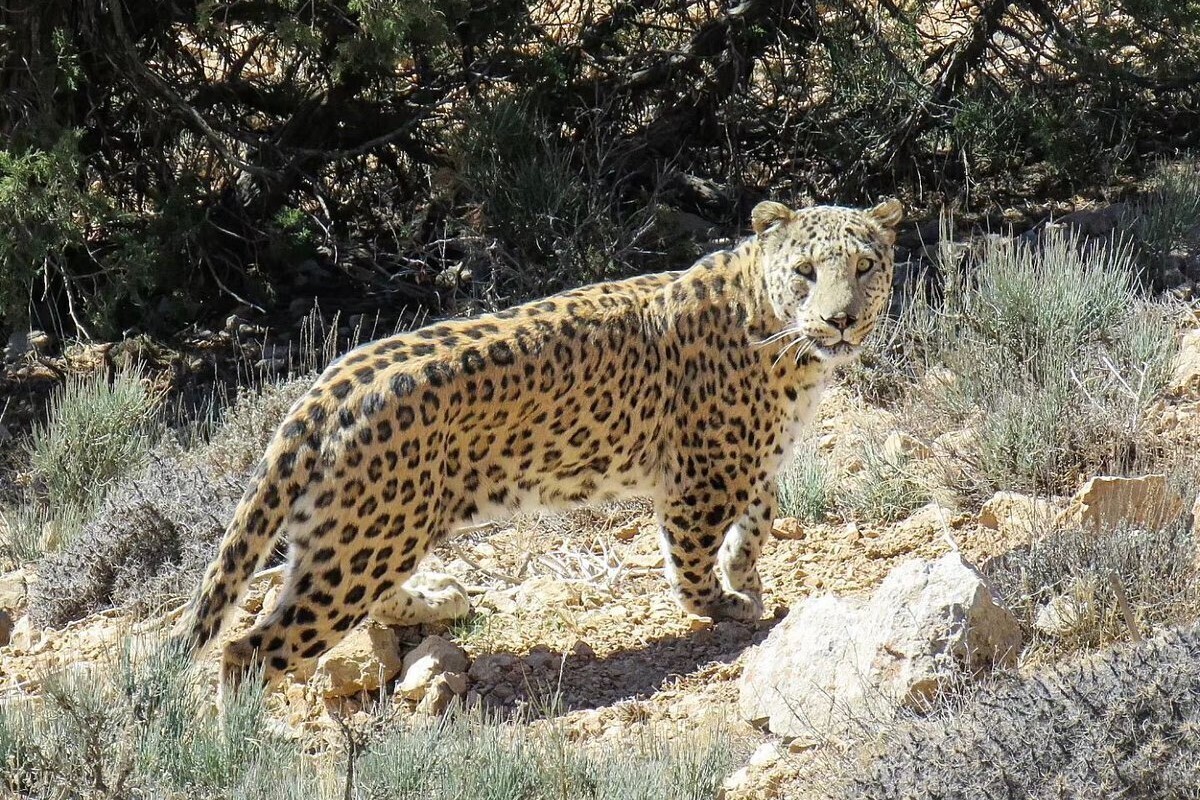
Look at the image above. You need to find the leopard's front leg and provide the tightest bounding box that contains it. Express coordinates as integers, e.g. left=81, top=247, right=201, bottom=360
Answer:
left=657, top=488, right=763, bottom=623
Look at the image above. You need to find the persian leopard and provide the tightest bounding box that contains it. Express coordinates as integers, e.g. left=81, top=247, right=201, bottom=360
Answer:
left=173, top=198, right=903, bottom=691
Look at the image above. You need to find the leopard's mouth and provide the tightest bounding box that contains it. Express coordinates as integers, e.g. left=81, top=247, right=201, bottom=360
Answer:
left=811, top=339, right=860, bottom=361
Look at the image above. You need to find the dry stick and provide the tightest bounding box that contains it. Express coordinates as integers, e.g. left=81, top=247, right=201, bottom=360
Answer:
left=1109, top=571, right=1143, bottom=643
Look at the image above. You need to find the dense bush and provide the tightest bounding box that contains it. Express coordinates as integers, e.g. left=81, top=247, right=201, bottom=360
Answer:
left=3, top=1, right=1200, bottom=337
left=845, top=623, right=1200, bottom=799
left=0, top=639, right=310, bottom=798
left=0, top=366, right=165, bottom=563
left=27, top=366, right=163, bottom=515
left=986, top=519, right=1199, bottom=657
left=776, top=441, right=832, bottom=523
left=28, top=373, right=311, bottom=626
left=28, top=454, right=247, bottom=627
left=875, top=226, right=1176, bottom=497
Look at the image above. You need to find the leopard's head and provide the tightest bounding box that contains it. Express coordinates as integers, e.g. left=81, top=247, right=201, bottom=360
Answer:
left=753, top=198, right=902, bottom=366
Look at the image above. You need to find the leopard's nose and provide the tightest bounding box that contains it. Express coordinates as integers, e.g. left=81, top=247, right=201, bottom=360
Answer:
left=824, top=312, right=856, bottom=331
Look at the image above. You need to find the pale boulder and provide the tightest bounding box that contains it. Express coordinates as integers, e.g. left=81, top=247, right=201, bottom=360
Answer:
left=0, top=569, right=28, bottom=612
left=882, top=430, right=933, bottom=463
left=313, top=624, right=405, bottom=697
left=739, top=553, right=1020, bottom=743
left=1170, top=329, right=1200, bottom=395
left=1058, top=474, right=1185, bottom=532
left=397, top=634, right=470, bottom=713
left=978, top=492, right=1056, bottom=541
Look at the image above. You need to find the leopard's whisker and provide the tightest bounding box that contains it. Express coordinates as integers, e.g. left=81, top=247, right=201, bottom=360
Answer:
left=771, top=334, right=810, bottom=369
left=755, top=326, right=803, bottom=348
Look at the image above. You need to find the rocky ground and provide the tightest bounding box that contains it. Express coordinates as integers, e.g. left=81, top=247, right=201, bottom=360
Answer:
left=3, top=330, right=1199, bottom=797
left=2, top=207, right=1200, bottom=794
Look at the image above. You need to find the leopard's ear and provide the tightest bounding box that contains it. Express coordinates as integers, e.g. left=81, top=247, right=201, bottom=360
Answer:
left=751, top=201, right=794, bottom=235
left=868, top=198, right=903, bottom=228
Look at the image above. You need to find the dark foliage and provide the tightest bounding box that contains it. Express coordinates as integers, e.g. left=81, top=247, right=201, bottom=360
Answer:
left=2, top=0, right=1199, bottom=337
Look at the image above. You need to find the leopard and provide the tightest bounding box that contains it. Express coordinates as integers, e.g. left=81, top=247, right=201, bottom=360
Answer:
left=173, top=198, right=903, bottom=692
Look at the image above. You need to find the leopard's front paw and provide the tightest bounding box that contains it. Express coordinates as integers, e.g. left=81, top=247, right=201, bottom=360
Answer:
left=704, top=590, right=764, bottom=623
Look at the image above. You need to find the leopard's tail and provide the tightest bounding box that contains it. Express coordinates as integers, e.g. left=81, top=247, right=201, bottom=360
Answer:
left=170, top=456, right=290, bottom=655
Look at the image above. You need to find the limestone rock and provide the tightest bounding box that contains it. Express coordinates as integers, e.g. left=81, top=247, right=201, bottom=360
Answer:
left=1170, top=329, right=1200, bottom=395
left=0, top=569, right=29, bottom=612
left=1193, top=491, right=1200, bottom=543
left=7, top=614, right=40, bottom=653
left=415, top=671, right=468, bottom=716
left=313, top=624, right=404, bottom=697
left=771, top=518, right=807, bottom=540
left=978, top=492, right=1056, bottom=541
left=1058, top=474, right=1185, bottom=532
left=1034, top=586, right=1095, bottom=639
left=397, top=635, right=470, bottom=706
left=933, top=428, right=979, bottom=457
left=739, top=553, right=1020, bottom=743
left=882, top=430, right=933, bottom=463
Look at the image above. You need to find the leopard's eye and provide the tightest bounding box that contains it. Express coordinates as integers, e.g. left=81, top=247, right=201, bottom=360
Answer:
left=855, top=256, right=874, bottom=274
left=794, top=261, right=814, bottom=279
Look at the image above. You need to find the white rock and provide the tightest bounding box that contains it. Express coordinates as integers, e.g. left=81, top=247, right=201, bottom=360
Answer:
left=397, top=635, right=469, bottom=702
left=978, top=492, right=1056, bottom=540
left=1058, top=474, right=1185, bottom=532
left=415, top=671, right=467, bottom=716
left=1034, top=586, right=1095, bottom=639
left=1170, top=329, right=1200, bottom=394
left=7, top=614, right=41, bottom=653
left=882, top=430, right=933, bottom=463
left=313, top=624, right=404, bottom=697
left=739, top=553, right=1020, bottom=743
left=0, top=569, right=28, bottom=612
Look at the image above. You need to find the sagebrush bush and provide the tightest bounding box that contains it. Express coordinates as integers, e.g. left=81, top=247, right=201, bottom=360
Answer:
left=0, top=637, right=309, bottom=799
left=985, top=519, right=1198, bottom=656
left=356, top=713, right=735, bottom=800
left=194, top=372, right=312, bottom=476
left=0, top=635, right=734, bottom=800
left=0, top=501, right=91, bottom=565
left=836, top=445, right=932, bottom=524
left=777, top=442, right=832, bottom=522
left=844, top=623, right=1200, bottom=799
left=28, top=365, right=163, bottom=511
left=29, top=374, right=312, bottom=627
left=1134, top=159, right=1200, bottom=286
left=889, top=227, right=1176, bottom=496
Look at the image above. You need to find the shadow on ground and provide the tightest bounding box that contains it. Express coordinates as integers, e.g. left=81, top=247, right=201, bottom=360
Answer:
left=466, top=616, right=781, bottom=716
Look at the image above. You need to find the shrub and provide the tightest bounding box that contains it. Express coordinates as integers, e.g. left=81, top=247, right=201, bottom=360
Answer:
left=0, top=501, right=91, bottom=565
left=28, top=373, right=310, bottom=627
left=1134, top=159, right=1200, bottom=287
left=354, top=710, right=735, bottom=800
left=0, top=131, right=98, bottom=327
left=901, top=228, right=1176, bottom=496
left=0, top=636, right=310, bottom=799
left=0, top=635, right=733, bottom=800
left=28, top=452, right=247, bottom=627
left=28, top=365, right=163, bottom=511
left=777, top=442, right=833, bottom=522
left=835, top=445, right=933, bottom=524
left=844, top=623, right=1200, bottom=799
left=985, top=519, right=1199, bottom=657
left=454, top=97, right=670, bottom=307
